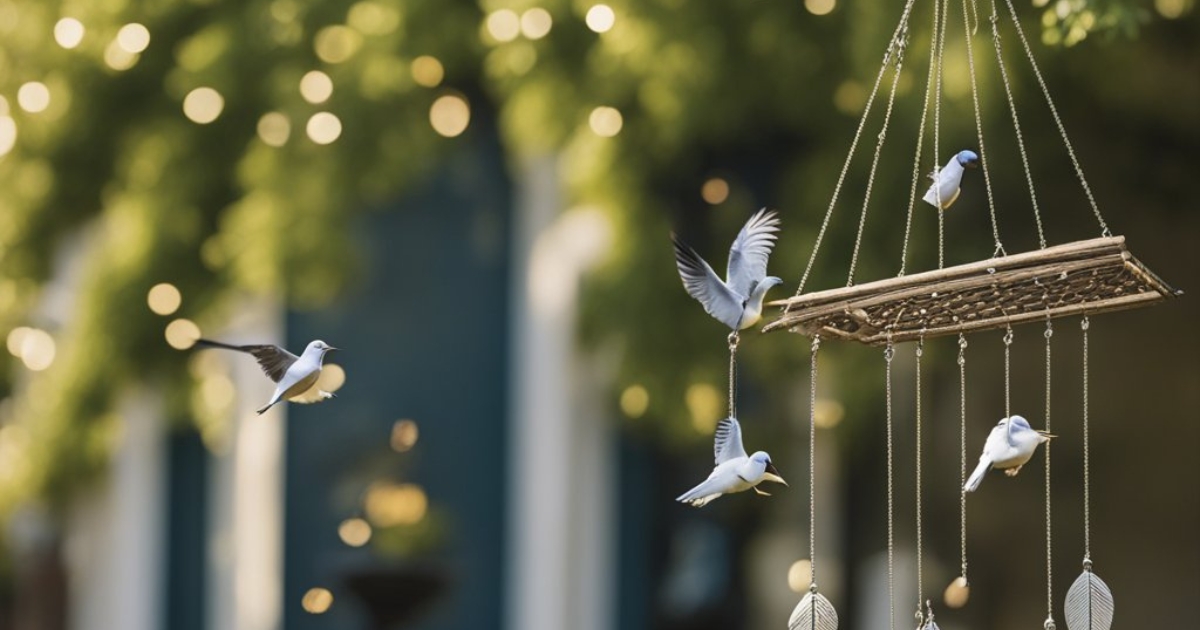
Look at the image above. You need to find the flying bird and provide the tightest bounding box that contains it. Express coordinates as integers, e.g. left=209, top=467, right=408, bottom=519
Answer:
left=963, top=415, right=1053, bottom=492
left=195, top=339, right=339, bottom=415
left=672, top=209, right=783, bottom=330
left=677, top=417, right=787, bottom=507
left=922, top=149, right=980, bottom=210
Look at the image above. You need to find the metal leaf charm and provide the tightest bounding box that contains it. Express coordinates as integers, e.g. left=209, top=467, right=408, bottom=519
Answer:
left=788, top=591, right=838, bottom=630
left=1064, top=568, right=1114, bottom=630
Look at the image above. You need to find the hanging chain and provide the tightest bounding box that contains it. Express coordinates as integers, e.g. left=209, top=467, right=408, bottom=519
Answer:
left=808, top=335, right=821, bottom=590
left=1081, top=317, right=1092, bottom=563
left=1044, top=320, right=1056, bottom=629
left=914, top=337, right=926, bottom=623
left=792, top=0, right=920, bottom=302
left=935, top=0, right=949, bottom=270
left=727, top=331, right=740, bottom=419
left=884, top=337, right=896, bottom=630
left=958, top=333, right=969, bottom=583
left=1003, top=325, right=1013, bottom=418
left=1001, top=0, right=1112, bottom=238
left=988, top=1, right=1046, bottom=249
left=961, top=0, right=1006, bottom=257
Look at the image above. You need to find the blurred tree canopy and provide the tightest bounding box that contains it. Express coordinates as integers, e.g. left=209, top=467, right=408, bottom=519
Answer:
left=0, top=0, right=1195, bottom=516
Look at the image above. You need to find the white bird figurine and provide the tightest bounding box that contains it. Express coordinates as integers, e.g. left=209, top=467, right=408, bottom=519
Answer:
left=922, top=149, right=980, bottom=210
left=677, top=417, right=787, bottom=507
left=963, top=415, right=1054, bottom=492
left=672, top=209, right=783, bottom=330
left=196, top=339, right=339, bottom=414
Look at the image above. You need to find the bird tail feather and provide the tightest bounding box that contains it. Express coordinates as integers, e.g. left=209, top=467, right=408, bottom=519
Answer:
left=195, top=338, right=249, bottom=352
left=256, top=401, right=276, bottom=415
left=964, top=460, right=990, bottom=493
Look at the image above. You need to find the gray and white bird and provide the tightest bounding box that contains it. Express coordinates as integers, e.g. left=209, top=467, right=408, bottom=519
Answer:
left=195, top=339, right=339, bottom=415
left=677, top=417, right=787, bottom=507
left=963, top=415, right=1054, bottom=492
left=922, top=149, right=980, bottom=210
left=672, top=209, right=783, bottom=330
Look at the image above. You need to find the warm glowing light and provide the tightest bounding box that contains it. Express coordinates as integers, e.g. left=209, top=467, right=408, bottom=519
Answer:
left=585, top=5, right=616, bottom=33
left=347, top=1, right=401, bottom=35
left=588, top=106, right=623, bottom=137
left=338, top=518, right=372, bottom=547
left=54, top=18, right=85, bottom=49
left=486, top=10, right=521, bottom=43
left=301, top=587, right=334, bottom=614
left=17, top=83, right=50, bottom=114
left=805, top=0, right=837, bottom=16
left=701, top=178, right=730, bottom=204
left=944, top=576, right=970, bottom=608
left=116, top=23, right=151, bottom=53
left=104, top=41, right=139, bottom=70
left=299, top=70, right=334, bottom=104
left=787, top=559, right=813, bottom=593
left=685, top=383, right=721, bottom=433
left=390, top=419, right=419, bottom=452
left=834, top=80, right=865, bottom=115
left=520, top=8, right=553, bottom=40
left=314, top=25, right=362, bottom=63
left=6, top=327, right=31, bottom=357
left=813, top=399, right=845, bottom=429
left=0, top=116, right=16, bottom=157
left=620, top=385, right=649, bottom=418
left=429, top=94, right=470, bottom=137
left=316, top=363, right=345, bottom=393
left=17, top=328, right=56, bottom=371
left=411, top=56, right=445, bottom=87
left=1155, top=0, right=1194, bottom=19
left=165, top=319, right=201, bottom=350
left=257, top=112, right=291, bottom=147
left=183, top=87, right=224, bottom=124
left=364, top=482, right=428, bottom=527
left=306, top=112, right=343, bottom=144
left=147, top=283, right=182, bottom=315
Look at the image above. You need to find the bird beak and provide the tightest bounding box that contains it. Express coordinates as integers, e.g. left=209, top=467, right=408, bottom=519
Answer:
left=1037, top=431, right=1056, bottom=439
left=763, top=463, right=788, bottom=486
left=965, top=158, right=980, bottom=169
left=327, top=347, right=339, bottom=352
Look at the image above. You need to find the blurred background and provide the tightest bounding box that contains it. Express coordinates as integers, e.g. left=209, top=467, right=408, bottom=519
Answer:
left=0, top=1, right=1196, bottom=629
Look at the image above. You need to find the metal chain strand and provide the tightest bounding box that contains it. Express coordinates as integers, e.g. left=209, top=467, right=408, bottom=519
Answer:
left=1044, top=320, right=1055, bottom=625
left=961, top=0, right=1006, bottom=256
left=1002, top=0, right=1111, bottom=237
left=727, top=331, right=740, bottom=419
left=935, top=0, right=950, bottom=269
left=809, top=335, right=821, bottom=588
left=958, top=334, right=969, bottom=582
left=1081, top=317, right=1091, bottom=560
left=884, top=339, right=896, bottom=630
left=915, top=338, right=925, bottom=616
left=988, top=1, right=1046, bottom=249
left=1003, top=325, right=1013, bottom=418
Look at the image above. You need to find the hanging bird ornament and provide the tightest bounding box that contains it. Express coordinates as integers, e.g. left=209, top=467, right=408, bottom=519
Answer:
left=963, top=415, right=1053, bottom=492
left=195, top=338, right=339, bottom=414
left=672, top=208, right=783, bottom=330
left=676, top=417, right=787, bottom=507
left=922, top=150, right=980, bottom=210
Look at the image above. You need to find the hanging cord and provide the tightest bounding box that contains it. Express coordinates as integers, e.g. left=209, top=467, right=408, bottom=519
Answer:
left=1044, top=320, right=1056, bottom=629
left=987, top=1, right=1047, bottom=249
left=1081, top=317, right=1091, bottom=563
left=727, top=331, right=739, bottom=419
left=884, top=337, right=897, bottom=630
left=961, top=0, right=1007, bottom=257
left=900, top=0, right=949, bottom=276
left=935, top=0, right=950, bottom=270
left=1003, top=325, right=1013, bottom=417
left=847, top=20, right=912, bottom=286
left=1001, top=0, right=1111, bottom=237
left=808, top=335, right=822, bottom=591
left=914, top=336, right=926, bottom=625
left=791, top=0, right=920, bottom=303
left=957, top=333, right=969, bottom=584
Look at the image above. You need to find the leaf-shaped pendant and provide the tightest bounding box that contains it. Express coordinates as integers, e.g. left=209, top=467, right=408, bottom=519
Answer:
left=1064, top=566, right=1114, bottom=630
left=788, top=591, right=838, bottom=630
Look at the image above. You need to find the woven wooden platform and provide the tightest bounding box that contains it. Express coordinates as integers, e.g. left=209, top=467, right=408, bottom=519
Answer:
left=763, top=236, right=1180, bottom=345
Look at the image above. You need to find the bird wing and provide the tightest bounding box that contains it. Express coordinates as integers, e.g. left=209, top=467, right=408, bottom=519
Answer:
left=672, top=234, right=745, bottom=329
left=726, top=209, right=781, bottom=297
left=1005, top=417, right=1018, bottom=448
left=288, top=381, right=332, bottom=404
left=195, top=339, right=298, bottom=383
left=713, top=417, right=748, bottom=465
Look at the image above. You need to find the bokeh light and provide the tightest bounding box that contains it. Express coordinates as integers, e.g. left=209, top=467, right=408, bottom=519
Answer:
left=17, top=83, right=50, bottom=114
left=5, top=327, right=30, bottom=357
left=338, top=518, right=372, bottom=547
left=364, top=482, right=428, bottom=527
left=306, top=112, right=343, bottom=144
left=54, top=18, right=85, bottom=49
left=165, top=319, right=201, bottom=350
left=813, top=399, right=845, bottom=429
left=8, top=327, right=56, bottom=371
left=146, top=283, right=182, bottom=315
left=257, top=112, right=291, bottom=147
left=620, top=384, right=649, bottom=418
left=314, top=25, right=362, bottom=63
left=520, top=8, right=553, bottom=40
left=299, top=70, right=334, bottom=104
left=411, top=56, right=445, bottom=88
left=348, top=1, right=401, bottom=35
left=0, top=116, right=16, bottom=157
left=787, top=559, right=813, bottom=593
left=588, top=106, right=623, bottom=137
left=315, top=363, right=345, bottom=393
left=944, top=576, right=970, bottom=608
left=701, top=177, right=730, bottom=204
left=486, top=10, right=521, bottom=43
left=390, top=419, right=419, bottom=452
left=685, top=383, right=721, bottom=433
left=429, top=94, right=470, bottom=137
left=182, top=87, right=224, bottom=124
left=104, top=41, right=139, bottom=70
left=585, top=5, right=616, bottom=33
left=116, top=23, right=151, bottom=54
left=301, top=587, right=334, bottom=614
left=1155, top=0, right=1194, bottom=18
left=805, top=0, right=837, bottom=16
